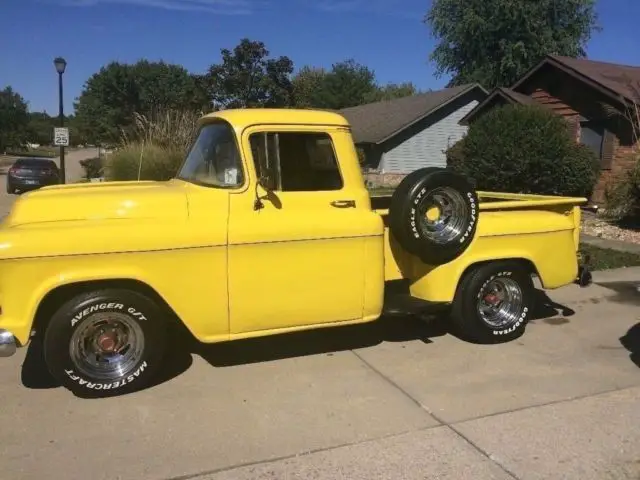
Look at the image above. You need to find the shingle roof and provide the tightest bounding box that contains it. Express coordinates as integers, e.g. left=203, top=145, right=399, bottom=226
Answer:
left=514, top=55, right=640, bottom=104
left=496, top=87, right=537, bottom=106
left=458, top=87, right=540, bottom=125
left=339, top=84, right=486, bottom=144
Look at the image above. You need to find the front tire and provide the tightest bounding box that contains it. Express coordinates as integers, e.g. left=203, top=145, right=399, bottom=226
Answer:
left=43, top=288, right=167, bottom=396
left=451, top=261, right=534, bottom=344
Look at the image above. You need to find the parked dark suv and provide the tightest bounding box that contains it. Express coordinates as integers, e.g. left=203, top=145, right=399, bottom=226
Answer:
left=6, top=158, right=60, bottom=194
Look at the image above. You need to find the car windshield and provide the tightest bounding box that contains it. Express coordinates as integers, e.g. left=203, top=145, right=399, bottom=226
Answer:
left=177, top=121, right=244, bottom=188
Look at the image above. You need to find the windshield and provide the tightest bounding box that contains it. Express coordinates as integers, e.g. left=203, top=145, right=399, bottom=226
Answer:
left=177, top=121, right=244, bottom=188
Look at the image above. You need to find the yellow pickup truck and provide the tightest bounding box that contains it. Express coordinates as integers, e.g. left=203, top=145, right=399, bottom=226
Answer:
left=0, top=109, right=591, bottom=396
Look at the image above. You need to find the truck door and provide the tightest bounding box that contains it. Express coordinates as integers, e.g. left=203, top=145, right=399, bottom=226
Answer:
left=227, top=126, right=376, bottom=335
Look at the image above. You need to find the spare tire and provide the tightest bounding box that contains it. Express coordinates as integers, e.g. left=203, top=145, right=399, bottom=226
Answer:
left=388, top=167, right=479, bottom=265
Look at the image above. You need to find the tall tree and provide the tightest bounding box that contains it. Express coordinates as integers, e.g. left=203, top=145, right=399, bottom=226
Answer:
left=425, top=0, right=599, bottom=89
left=205, top=38, right=295, bottom=109
left=364, top=82, right=420, bottom=103
left=0, top=86, right=29, bottom=152
left=74, top=60, right=208, bottom=145
left=292, top=66, right=328, bottom=108
left=316, top=59, right=378, bottom=109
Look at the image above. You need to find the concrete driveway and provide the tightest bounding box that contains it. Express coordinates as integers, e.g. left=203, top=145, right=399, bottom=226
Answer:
left=1, top=268, right=639, bottom=480
left=0, top=147, right=100, bottom=217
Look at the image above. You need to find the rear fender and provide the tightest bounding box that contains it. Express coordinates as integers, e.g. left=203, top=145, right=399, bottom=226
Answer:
left=408, top=230, right=578, bottom=303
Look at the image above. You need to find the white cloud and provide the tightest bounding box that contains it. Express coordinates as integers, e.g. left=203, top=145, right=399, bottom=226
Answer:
left=54, top=0, right=254, bottom=14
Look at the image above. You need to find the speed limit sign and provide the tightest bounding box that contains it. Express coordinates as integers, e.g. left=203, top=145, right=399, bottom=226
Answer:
left=53, top=127, right=69, bottom=146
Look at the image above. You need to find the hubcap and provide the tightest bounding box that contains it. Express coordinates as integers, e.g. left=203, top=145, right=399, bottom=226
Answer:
left=417, top=187, right=470, bottom=244
left=69, top=312, right=145, bottom=381
left=477, top=277, right=524, bottom=329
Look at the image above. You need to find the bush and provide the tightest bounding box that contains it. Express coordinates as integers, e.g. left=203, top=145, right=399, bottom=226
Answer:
left=447, top=104, right=600, bottom=197
left=79, top=157, right=104, bottom=179
left=106, top=109, right=200, bottom=181
left=106, top=142, right=184, bottom=181
left=604, top=158, right=640, bottom=221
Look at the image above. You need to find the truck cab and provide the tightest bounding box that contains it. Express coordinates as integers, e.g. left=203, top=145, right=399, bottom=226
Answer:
left=180, top=110, right=387, bottom=336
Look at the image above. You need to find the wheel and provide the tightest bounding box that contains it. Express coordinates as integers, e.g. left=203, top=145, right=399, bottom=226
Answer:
left=6, top=183, right=13, bottom=194
left=389, top=167, right=479, bottom=265
left=451, top=261, right=534, bottom=344
left=43, top=288, right=168, bottom=396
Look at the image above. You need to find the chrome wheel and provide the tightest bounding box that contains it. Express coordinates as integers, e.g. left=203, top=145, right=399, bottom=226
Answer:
left=69, top=312, right=145, bottom=381
left=417, top=186, right=470, bottom=244
left=477, top=277, right=524, bottom=329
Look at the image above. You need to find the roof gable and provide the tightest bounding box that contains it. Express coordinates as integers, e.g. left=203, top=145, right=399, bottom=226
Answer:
left=458, top=87, right=538, bottom=125
left=512, top=55, right=640, bottom=105
left=339, top=84, right=487, bottom=144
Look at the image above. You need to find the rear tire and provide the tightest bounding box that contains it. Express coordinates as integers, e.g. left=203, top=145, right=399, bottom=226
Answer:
left=451, top=261, right=534, bottom=344
left=389, top=167, right=479, bottom=265
left=43, top=288, right=168, bottom=396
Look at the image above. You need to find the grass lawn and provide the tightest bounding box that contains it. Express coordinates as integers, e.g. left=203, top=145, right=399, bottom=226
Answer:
left=580, top=243, right=640, bottom=271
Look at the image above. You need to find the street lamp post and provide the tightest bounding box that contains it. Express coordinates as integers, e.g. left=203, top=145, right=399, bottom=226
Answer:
left=54, top=56, right=67, bottom=184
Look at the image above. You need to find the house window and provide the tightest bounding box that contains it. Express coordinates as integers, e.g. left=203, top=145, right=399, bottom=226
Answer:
left=579, top=120, right=605, bottom=159
left=249, top=132, right=343, bottom=192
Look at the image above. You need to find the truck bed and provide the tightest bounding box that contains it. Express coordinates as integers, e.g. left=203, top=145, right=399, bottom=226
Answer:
left=370, top=190, right=588, bottom=299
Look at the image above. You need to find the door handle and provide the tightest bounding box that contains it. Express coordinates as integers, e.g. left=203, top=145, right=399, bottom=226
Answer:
left=330, top=200, right=356, bottom=208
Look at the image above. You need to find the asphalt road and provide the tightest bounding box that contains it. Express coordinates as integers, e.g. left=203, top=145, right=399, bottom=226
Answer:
left=0, top=147, right=100, bottom=217
left=1, top=268, right=639, bottom=480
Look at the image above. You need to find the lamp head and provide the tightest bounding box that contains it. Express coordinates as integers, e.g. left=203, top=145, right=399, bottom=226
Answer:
left=54, top=57, right=67, bottom=74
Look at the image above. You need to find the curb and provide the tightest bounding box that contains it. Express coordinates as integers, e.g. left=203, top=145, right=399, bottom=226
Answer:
left=581, top=233, right=640, bottom=255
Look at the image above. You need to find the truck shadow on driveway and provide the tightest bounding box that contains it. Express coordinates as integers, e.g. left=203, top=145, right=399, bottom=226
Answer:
left=191, top=288, right=573, bottom=368
left=20, top=288, right=575, bottom=395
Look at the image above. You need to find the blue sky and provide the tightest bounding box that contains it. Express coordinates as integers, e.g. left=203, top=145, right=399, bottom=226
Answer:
left=1, top=0, right=639, bottom=114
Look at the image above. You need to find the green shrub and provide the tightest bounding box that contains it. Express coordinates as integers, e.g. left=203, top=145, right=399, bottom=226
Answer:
left=447, top=104, right=600, bottom=197
left=79, top=157, right=104, bottom=179
left=604, top=158, right=640, bottom=221
left=106, top=109, right=199, bottom=181
left=106, top=142, right=184, bottom=181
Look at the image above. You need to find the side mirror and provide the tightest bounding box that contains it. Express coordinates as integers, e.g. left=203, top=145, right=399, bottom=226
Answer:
left=258, top=173, right=276, bottom=192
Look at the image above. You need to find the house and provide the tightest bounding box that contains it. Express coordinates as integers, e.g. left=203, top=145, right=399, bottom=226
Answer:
left=339, top=83, right=488, bottom=187
left=460, top=55, right=640, bottom=203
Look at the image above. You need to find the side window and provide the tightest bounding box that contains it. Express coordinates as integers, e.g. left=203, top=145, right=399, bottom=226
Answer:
left=579, top=120, right=604, bottom=159
left=249, top=132, right=343, bottom=192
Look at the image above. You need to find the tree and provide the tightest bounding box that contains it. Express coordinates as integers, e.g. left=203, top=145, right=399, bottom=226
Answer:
left=205, top=38, right=295, bottom=109
left=74, top=60, right=208, bottom=145
left=425, top=0, right=599, bottom=89
left=314, top=59, right=378, bottom=109
left=293, top=62, right=419, bottom=109
left=292, top=66, right=328, bottom=108
left=364, top=82, right=420, bottom=103
left=0, top=86, right=29, bottom=152
left=446, top=104, right=599, bottom=197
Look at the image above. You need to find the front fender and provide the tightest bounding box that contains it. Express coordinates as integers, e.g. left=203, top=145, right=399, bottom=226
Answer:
left=0, top=246, right=230, bottom=346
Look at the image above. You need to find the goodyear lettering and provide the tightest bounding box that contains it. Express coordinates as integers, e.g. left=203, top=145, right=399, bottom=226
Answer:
left=493, top=307, right=529, bottom=335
